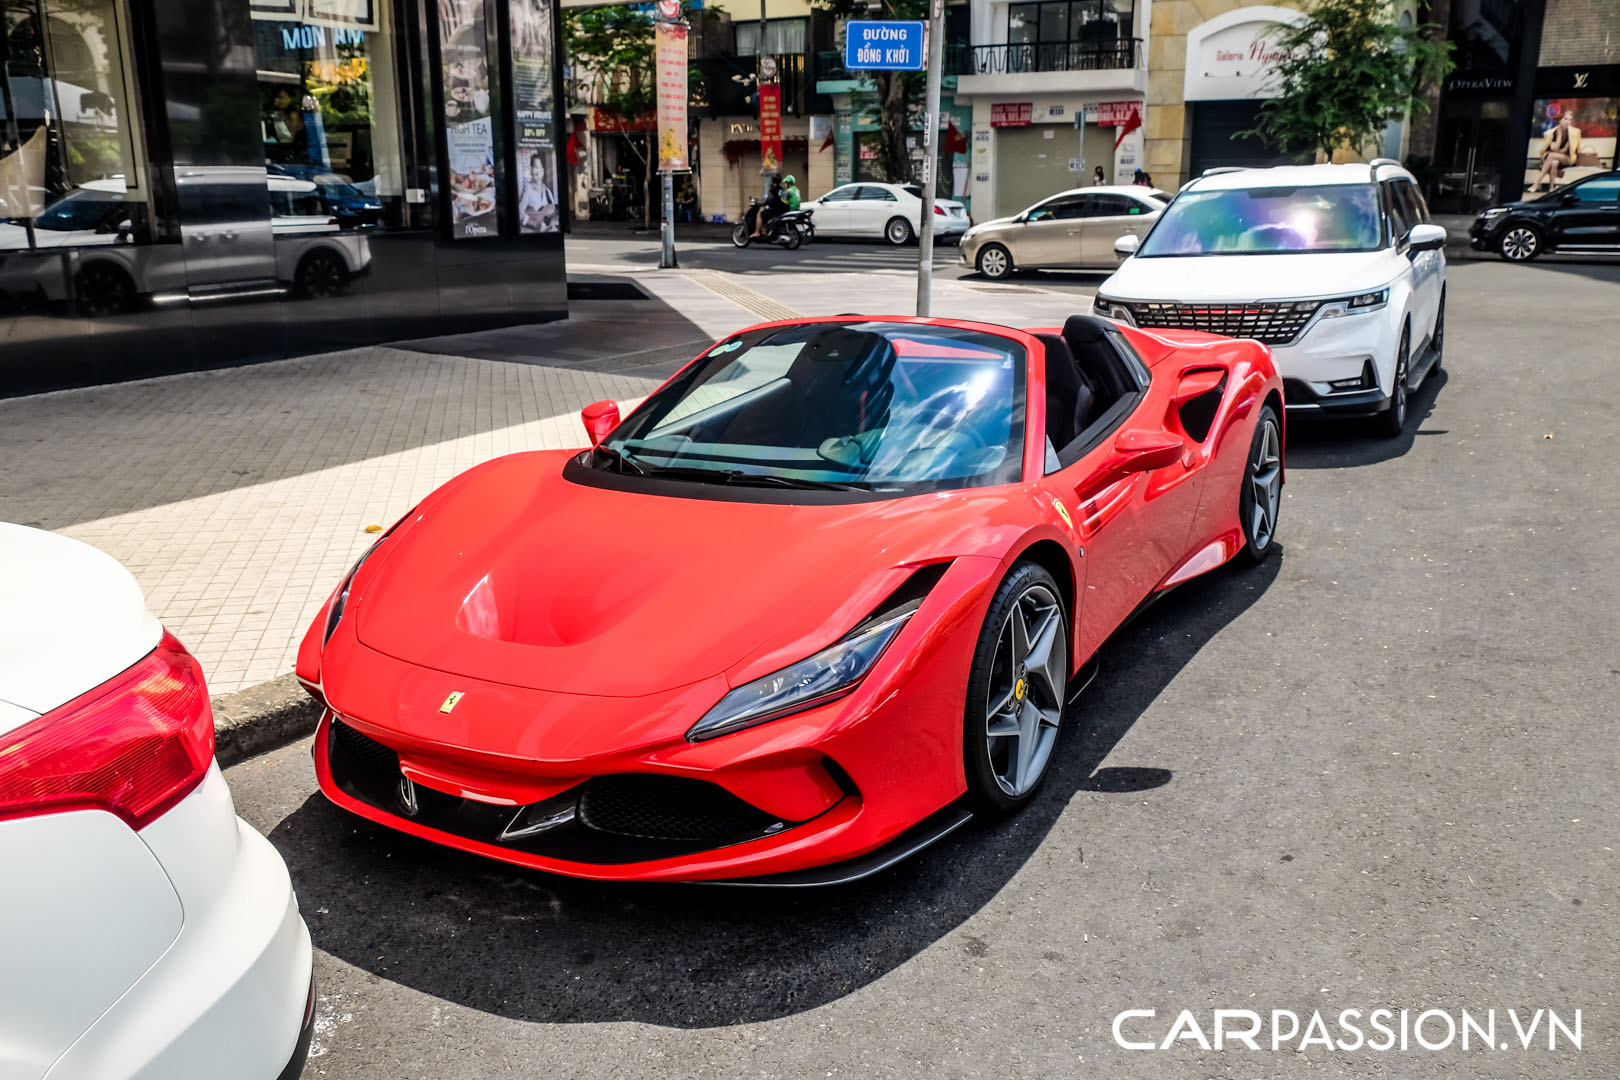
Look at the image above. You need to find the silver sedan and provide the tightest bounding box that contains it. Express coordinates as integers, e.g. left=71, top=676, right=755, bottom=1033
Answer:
left=960, top=186, right=1171, bottom=279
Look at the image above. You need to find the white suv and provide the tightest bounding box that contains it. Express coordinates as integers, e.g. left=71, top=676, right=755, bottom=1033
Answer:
left=1094, top=162, right=1448, bottom=437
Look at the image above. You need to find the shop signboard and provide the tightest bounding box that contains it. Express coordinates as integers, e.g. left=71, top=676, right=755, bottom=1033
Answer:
left=439, top=0, right=499, bottom=238
left=759, top=83, right=782, bottom=173
left=250, top=0, right=378, bottom=28
left=990, top=102, right=1031, bottom=127
left=655, top=19, right=689, bottom=172
left=510, top=0, right=561, bottom=233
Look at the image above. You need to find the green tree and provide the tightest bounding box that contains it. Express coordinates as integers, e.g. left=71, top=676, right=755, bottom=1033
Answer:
left=564, top=3, right=703, bottom=228
left=813, top=0, right=928, bottom=185
left=1242, top=0, right=1453, bottom=163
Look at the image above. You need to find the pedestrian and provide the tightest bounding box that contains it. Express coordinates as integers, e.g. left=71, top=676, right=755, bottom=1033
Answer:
left=1092, top=166, right=1106, bottom=186
left=1133, top=168, right=1153, bottom=187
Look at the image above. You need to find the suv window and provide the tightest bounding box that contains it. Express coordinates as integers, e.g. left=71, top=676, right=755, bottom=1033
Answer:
left=1384, top=181, right=1416, bottom=240
left=1570, top=177, right=1620, bottom=204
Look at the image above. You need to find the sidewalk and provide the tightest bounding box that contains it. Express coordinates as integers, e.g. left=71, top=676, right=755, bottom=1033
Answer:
left=0, top=259, right=1094, bottom=695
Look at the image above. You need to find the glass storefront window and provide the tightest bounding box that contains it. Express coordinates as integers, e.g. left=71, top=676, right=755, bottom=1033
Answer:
left=251, top=0, right=405, bottom=227
left=0, top=0, right=149, bottom=251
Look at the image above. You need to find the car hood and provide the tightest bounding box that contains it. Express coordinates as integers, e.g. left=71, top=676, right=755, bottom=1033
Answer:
left=353, top=451, right=1022, bottom=698
left=0, top=523, right=161, bottom=720
left=1100, top=249, right=1396, bottom=302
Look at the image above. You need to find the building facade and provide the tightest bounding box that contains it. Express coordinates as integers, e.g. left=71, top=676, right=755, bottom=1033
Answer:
left=0, top=0, right=567, bottom=395
left=1418, top=0, right=1619, bottom=214
left=953, top=0, right=1149, bottom=218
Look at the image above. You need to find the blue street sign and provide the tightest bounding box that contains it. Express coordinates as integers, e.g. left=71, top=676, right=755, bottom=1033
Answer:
left=844, top=21, right=925, bottom=71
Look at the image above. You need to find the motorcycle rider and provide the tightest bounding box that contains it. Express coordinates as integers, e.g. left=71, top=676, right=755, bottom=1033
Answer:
left=752, top=175, right=787, bottom=238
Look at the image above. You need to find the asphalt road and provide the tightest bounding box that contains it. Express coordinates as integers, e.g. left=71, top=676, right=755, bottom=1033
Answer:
left=227, top=254, right=1620, bottom=1079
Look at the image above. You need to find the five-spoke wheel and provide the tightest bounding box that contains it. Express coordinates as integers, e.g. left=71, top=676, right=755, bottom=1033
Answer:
left=1238, top=404, right=1283, bottom=563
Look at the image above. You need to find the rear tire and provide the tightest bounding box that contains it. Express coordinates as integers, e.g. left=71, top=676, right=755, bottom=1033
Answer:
left=885, top=217, right=914, bottom=246
left=295, top=250, right=349, bottom=298
left=1427, top=290, right=1445, bottom=376
left=977, top=244, right=1013, bottom=279
left=74, top=262, right=135, bottom=316
left=963, top=563, right=1069, bottom=815
left=1237, top=405, right=1282, bottom=564
left=779, top=228, right=802, bottom=251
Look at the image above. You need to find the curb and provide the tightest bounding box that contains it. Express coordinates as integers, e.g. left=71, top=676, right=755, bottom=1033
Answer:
left=211, top=673, right=322, bottom=768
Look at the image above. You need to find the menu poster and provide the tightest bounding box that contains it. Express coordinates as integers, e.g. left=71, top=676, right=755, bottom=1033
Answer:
left=509, top=0, right=561, bottom=233
left=655, top=20, right=689, bottom=172
left=440, top=0, right=499, bottom=237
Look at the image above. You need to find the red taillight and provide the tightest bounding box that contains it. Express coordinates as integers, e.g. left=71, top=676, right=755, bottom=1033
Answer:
left=0, top=632, right=215, bottom=829
left=934, top=206, right=946, bottom=215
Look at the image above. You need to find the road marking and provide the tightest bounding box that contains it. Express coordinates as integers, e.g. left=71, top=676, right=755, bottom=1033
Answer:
left=682, top=270, right=802, bottom=322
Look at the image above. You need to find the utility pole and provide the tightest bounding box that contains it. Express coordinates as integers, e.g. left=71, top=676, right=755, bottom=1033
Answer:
left=759, top=0, right=771, bottom=199
left=914, top=0, right=944, bottom=316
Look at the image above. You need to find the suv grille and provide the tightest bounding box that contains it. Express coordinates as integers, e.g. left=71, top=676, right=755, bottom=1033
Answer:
left=1123, top=300, right=1324, bottom=345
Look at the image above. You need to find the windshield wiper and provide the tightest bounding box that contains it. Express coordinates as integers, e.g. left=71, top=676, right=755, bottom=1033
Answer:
left=718, top=471, right=862, bottom=491
left=592, top=444, right=646, bottom=475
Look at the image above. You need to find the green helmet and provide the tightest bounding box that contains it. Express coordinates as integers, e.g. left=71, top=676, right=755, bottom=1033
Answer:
left=782, top=175, right=796, bottom=186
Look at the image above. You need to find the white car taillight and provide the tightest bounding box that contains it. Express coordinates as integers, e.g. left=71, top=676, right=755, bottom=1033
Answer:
left=0, top=632, right=214, bottom=829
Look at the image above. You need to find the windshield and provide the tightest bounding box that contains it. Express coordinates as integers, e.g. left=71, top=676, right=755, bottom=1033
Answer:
left=593, top=322, right=1026, bottom=494
left=1138, top=184, right=1385, bottom=256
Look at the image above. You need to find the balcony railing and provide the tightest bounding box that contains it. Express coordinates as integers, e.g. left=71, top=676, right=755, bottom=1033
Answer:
left=968, top=39, right=1139, bottom=75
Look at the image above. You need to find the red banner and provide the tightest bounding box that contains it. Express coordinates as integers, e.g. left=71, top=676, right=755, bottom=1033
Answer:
left=589, top=106, right=654, bottom=132
left=759, top=83, right=782, bottom=172
left=655, top=20, right=690, bottom=171
left=1096, top=100, right=1142, bottom=127
left=990, top=102, right=1032, bottom=127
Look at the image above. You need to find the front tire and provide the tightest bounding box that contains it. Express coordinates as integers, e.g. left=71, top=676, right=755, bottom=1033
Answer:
left=963, top=563, right=1069, bottom=814
left=1237, top=405, right=1283, bottom=564
left=731, top=222, right=752, bottom=248
left=1372, top=327, right=1410, bottom=439
left=976, top=243, right=1013, bottom=279
left=885, top=216, right=914, bottom=246
left=74, top=262, right=135, bottom=316
left=1499, top=224, right=1541, bottom=262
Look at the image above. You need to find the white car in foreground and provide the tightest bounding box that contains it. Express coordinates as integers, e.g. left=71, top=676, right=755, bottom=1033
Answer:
left=800, top=182, right=970, bottom=245
left=1094, top=162, right=1448, bottom=437
left=0, top=523, right=314, bottom=1080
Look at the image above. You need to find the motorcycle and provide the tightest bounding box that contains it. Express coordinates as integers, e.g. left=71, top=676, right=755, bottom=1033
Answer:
left=732, top=199, right=814, bottom=249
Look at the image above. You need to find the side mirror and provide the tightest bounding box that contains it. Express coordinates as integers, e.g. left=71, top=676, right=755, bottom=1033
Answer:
left=1407, top=223, right=1447, bottom=253
left=1114, top=233, right=1141, bottom=258
left=1112, top=428, right=1184, bottom=474
left=580, top=400, right=620, bottom=446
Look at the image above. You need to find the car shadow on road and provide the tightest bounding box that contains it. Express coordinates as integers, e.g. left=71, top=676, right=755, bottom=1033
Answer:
left=267, top=552, right=1281, bottom=1028
left=1284, top=367, right=1450, bottom=470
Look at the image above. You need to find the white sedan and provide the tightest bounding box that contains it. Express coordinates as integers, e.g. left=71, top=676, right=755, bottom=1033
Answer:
left=0, top=523, right=315, bottom=1080
left=801, top=182, right=971, bottom=245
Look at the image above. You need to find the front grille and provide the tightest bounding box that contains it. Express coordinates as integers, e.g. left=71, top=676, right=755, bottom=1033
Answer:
left=332, top=718, right=399, bottom=776
left=578, top=774, right=782, bottom=842
left=1124, top=300, right=1323, bottom=345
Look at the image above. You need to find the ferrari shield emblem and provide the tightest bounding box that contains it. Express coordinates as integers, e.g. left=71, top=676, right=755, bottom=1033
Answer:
left=439, top=691, right=465, bottom=714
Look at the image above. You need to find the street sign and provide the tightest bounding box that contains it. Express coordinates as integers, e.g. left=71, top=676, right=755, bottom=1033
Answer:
left=845, top=21, right=925, bottom=71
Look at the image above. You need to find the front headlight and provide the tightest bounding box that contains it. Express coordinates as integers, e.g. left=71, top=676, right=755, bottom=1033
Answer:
left=1319, top=287, right=1390, bottom=318
left=1480, top=207, right=1508, bottom=220
left=1093, top=295, right=1136, bottom=325
left=686, top=612, right=910, bottom=742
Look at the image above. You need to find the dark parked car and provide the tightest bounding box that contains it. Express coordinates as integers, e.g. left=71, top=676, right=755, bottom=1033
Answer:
left=267, top=164, right=383, bottom=228
left=1470, top=171, right=1620, bottom=261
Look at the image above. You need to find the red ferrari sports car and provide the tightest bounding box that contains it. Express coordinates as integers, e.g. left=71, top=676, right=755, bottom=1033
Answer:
left=297, top=314, right=1283, bottom=884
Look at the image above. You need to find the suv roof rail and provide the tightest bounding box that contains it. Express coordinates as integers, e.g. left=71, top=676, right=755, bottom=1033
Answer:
left=1369, top=157, right=1402, bottom=171
left=1200, top=166, right=1246, bottom=178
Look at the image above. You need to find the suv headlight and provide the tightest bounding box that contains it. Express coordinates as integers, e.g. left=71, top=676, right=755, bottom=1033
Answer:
left=686, top=612, right=910, bottom=742
left=1479, top=207, right=1508, bottom=220
left=1318, top=287, right=1390, bottom=318
left=1093, top=295, right=1136, bottom=325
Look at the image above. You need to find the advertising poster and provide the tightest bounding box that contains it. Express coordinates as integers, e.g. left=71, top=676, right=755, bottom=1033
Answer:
left=440, top=0, right=498, bottom=237
left=509, top=0, right=561, bottom=233
left=1529, top=97, right=1618, bottom=172
left=758, top=83, right=782, bottom=173
left=655, top=20, right=689, bottom=172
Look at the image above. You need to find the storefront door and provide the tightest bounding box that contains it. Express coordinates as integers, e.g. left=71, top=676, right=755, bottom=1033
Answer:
left=1432, top=101, right=1511, bottom=215
left=995, top=125, right=1079, bottom=218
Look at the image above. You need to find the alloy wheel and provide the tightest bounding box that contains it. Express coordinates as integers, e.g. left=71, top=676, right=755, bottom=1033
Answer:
left=1500, top=227, right=1538, bottom=261
left=300, top=253, right=345, bottom=297
left=1248, top=416, right=1283, bottom=551
left=978, top=245, right=1010, bottom=279
left=1392, top=341, right=1409, bottom=429
left=75, top=265, right=131, bottom=316
left=984, top=583, right=1067, bottom=798
left=886, top=217, right=913, bottom=245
